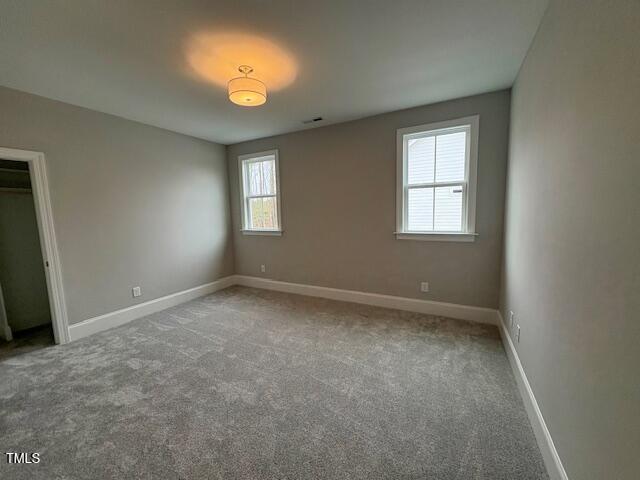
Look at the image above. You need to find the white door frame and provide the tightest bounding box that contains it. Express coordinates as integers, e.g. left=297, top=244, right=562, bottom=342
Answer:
left=0, top=147, right=69, bottom=344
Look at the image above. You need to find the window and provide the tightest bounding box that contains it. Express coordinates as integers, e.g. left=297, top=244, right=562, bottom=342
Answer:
left=396, top=115, right=479, bottom=242
left=239, top=150, right=282, bottom=235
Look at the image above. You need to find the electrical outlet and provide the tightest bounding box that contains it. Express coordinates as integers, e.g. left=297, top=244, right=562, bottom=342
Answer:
left=517, top=324, right=521, bottom=343
left=132, top=286, right=142, bottom=298
left=509, top=311, right=514, bottom=329
left=420, top=282, right=429, bottom=293
left=260, top=264, right=266, bottom=273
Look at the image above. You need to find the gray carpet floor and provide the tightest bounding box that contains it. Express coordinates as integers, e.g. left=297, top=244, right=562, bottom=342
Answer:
left=0, top=286, right=548, bottom=479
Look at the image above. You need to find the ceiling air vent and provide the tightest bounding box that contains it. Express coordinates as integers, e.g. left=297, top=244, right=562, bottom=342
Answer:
left=302, top=117, right=323, bottom=125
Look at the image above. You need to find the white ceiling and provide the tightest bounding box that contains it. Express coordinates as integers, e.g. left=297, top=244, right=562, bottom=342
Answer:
left=0, top=0, right=547, bottom=144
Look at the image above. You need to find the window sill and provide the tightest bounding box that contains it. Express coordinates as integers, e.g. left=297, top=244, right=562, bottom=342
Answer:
left=395, top=232, right=477, bottom=242
left=241, top=230, right=283, bottom=236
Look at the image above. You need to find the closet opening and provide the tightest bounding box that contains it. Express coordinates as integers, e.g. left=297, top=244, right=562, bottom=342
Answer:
left=0, top=158, right=54, bottom=359
left=0, top=147, right=68, bottom=356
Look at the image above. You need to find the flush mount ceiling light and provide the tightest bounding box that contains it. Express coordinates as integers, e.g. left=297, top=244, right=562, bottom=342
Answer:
left=228, top=65, right=267, bottom=106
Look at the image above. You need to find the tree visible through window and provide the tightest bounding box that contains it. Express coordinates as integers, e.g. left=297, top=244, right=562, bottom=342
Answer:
left=239, top=150, right=281, bottom=232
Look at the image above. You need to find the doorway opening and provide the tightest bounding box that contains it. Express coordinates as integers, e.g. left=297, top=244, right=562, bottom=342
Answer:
left=0, top=159, right=54, bottom=356
left=0, top=147, right=69, bottom=351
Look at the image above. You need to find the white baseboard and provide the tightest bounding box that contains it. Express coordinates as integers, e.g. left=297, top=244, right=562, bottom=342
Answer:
left=68, top=274, right=496, bottom=343
left=67, top=276, right=235, bottom=342
left=233, top=275, right=498, bottom=325
left=497, top=312, right=568, bottom=480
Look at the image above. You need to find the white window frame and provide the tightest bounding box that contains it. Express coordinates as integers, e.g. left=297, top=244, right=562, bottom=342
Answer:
left=238, top=149, right=282, bottom=236
left=396, top=115, right=479, bottom=242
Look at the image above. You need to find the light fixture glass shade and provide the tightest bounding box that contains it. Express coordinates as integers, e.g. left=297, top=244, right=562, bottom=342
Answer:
left=228, top=76, right=267, bottom=106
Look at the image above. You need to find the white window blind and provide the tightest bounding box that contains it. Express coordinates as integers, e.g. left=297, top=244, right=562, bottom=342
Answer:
left=396, top=116, right=479, bottom=240
left=239, top=150, right=281, bottom=233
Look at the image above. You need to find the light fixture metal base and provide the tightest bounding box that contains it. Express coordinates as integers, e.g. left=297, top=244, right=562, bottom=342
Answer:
left=238, top=65, right=254, bottom=75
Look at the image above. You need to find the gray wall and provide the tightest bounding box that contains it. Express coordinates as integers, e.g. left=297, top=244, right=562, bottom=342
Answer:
left=228, top=90, right=510, bottom=308
left=0, top=86, right=234, bottom=325
left=501, top=1, right=640, bottom=479
left=0, top=188, right=51, bottom=332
